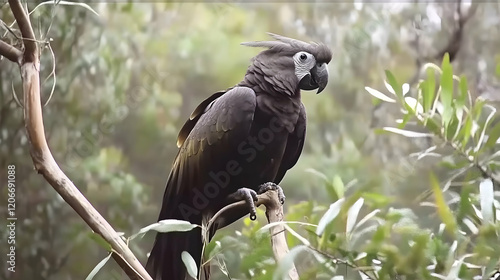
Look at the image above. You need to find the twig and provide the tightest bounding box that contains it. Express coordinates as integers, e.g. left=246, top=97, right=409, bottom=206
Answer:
left=0, top=39, right=22, bottom=63
left=208, top=190, right=299, bottom=280
left=3, top=1, right=152, bottom=279
left=307, top=246, right=377, bottom=280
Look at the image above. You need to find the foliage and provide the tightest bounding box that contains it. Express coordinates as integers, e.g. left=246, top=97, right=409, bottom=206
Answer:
left=207, top=57, right=500, bottom=280
left=1, top=2, right=500, bottom=280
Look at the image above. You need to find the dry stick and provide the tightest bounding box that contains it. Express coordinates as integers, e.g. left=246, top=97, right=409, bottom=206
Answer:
left=3, top=1, right=152, bottom=279
left=208, top=190, right=299, bottom=280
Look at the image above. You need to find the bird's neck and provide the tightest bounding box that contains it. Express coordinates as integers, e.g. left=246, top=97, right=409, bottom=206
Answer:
left=238, top=64, right=300, bottom=98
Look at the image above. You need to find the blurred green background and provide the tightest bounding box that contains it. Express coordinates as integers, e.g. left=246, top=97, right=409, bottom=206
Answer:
left=1, top=1, right=499, bottom=280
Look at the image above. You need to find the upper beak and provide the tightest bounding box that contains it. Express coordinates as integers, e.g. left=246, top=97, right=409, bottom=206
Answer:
left=311, top=63, right=329, bottom=94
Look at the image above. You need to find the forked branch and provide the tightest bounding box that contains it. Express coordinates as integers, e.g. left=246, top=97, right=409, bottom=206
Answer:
left=0, top=1, right=152, bottom=279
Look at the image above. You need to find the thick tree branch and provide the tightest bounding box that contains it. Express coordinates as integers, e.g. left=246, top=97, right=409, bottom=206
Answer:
left=4, top=1, right=152, bottom=279
left=208, top=190, right=299, bottom=280
left=8, top=0, right=36, bottom=63
left=0, top=39, right=22, bottom=64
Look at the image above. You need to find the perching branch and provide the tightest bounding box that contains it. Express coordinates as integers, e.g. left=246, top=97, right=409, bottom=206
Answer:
left=208, top=190, right=299, bottom=280
left=1, top=1, right=152, bottom=279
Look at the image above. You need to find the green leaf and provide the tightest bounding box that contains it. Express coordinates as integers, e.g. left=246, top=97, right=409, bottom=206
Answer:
left=397, top=112, right=413, bottom=129
left=460, top=114, right=473, bottom=147
left=430, top=173, right=457, bottom=236
left=332, top=175, right=345, bottom=199
left=85, top=253, right=112, bottom=280
left=130, top=219, right=199, bottom=240
left=88, top=232, right=112, bottom=251
left=258, top=221, right=316, bottom=236
left=363, top=192, right=392, bottom=207
left=316, top=198, right=345, bottom=236
left=440, top=53, right=454, bottom=128
left=404, top=97, right=423, bottom=114
left=346, top=198, right=364, bottom=234
left=457, top=75, right=468, bottom=109
left=456, top=186, right=473, bottom=222
left=385, top=70, right=400, bottom=98
left=355, top=209, right=381, bottom=229
left=479, top=178, right=495, bottom=224
left=365, top=86, right=396, bottom=103
left=474, top=105, right=497, bottom=153
left=181, top=251, right=198, bottom=279
left=485, top=121, right=500, bottom=149
left=424, top=68, right=436, bottom=113
left=382, top=127, right=432, bottom=138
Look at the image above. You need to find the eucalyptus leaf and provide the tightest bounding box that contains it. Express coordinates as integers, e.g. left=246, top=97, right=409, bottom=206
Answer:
left=181, top=251, right=198, bottom=279
left=424, top=67, right=436, bottom=113
left=485, top=120, right=500, bottom=149
left=130, top=219, right=199, bottom=240
left=430, top=173, right=457, bottom=235
left=479, top=178, right=495, bottom=224
left=385, top=70, right=400, bottom=97
left=346, top=198, right=364, bottom=234
left=382, top=127, right=432, bottom=138
left=316, top=198, right=345, bottom=236
left=440, top=53, right=454, bottom=127
left=365, top=86, right=396, bottom=103
left=85, top=253, right=112, bottom=280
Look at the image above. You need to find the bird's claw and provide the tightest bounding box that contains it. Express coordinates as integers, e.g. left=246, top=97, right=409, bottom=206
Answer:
left=258, top=182, right=286, bottom=204
left=229, top=187, right=259, bottom=220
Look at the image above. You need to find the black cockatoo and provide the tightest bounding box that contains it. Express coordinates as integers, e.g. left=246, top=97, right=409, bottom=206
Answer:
left=146, top=33, right=332, bottom=280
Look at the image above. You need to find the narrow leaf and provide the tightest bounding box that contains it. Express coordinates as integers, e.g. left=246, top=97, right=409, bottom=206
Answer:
left=346, top=198, right=364, bottom=234
left=130, top=219, right=199, bottom=240
left=430, top=173, right=457, bottom=235
left=85, top=253, right=112, bottom=280
left=479, top=178, right=495, bottom=224
left=316, top=198, right=345, bottom=235
left=424, top=68, right=436, bottom=113
left=457, top=75, right=468, bottom=109
left=382, top=127, right=432, bottom=138
left=355, top=209, right=380, bottom=230
left=88, top=232, right=112, bottom=251
left=404, top=97, right=424, bottom=114
left=365, top=86, right=396, bottom=103
left=332, top=175, right=345, bottom=199
left=385, top=70, right=400, bottom=97
left=440, top=53, right=454, bottom=127
left=485, top=121, right=500, bottom=149
left=402, top=83, right=410, bottom=96
left=181, top=251, right=198, bottom=279
left=474, top=105, right=497, bottom=153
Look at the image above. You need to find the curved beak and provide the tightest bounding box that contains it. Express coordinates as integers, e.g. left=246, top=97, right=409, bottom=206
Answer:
left=311, top=63, right=329, bottom=94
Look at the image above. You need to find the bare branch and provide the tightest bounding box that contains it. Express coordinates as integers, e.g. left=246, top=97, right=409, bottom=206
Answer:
left=0, top=39, right=22, bottom=63
left=8, top=0, right=36, bottom=62
left=5, top=0, right=152, bottom=279
left=208, top=190, right=299, bottom=280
